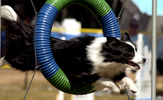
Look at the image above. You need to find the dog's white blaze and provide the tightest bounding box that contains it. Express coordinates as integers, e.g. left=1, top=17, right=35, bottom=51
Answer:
left=126, top=41, right=145, bottom=64
left=125, top=41, right=136, bottom=50
left=86, top=37, right=127, bottom=79
left=86, top=37, right=107, bottom=70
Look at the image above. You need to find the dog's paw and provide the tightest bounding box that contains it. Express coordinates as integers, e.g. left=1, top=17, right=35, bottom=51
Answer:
left=129, top=85, right=138, bottom=93
left=93, top=78, right=120, bottom=94
left=1, top=5, right=19, bottom=22
left=120, top=77, right=138, bottom=93
left=102, top=87, right=120, bottom=94
left=109, top=87, right=120, bottom=94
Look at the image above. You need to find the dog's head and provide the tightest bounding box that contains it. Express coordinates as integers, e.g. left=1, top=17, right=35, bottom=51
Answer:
left=102, top=33, right=146, bottom=70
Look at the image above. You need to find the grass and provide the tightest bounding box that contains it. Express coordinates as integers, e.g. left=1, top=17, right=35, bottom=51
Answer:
left=0, top=69, right=163, bottom=100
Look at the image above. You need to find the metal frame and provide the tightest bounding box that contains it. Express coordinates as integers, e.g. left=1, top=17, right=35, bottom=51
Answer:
left=151, top=0, right=157, bottom=100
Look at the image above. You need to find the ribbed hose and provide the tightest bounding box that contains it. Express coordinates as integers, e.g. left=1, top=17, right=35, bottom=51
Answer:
left=35, top=0, right=121, bottom=94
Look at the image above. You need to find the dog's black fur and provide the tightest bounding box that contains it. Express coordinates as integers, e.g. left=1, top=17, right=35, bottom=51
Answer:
left=3, top=19, right=36, bottom=71
left=1, top=5, right=149, bottom=93
left=1, top=12, right=146, bottom=92
left=2, top=18, right=100, bottom=83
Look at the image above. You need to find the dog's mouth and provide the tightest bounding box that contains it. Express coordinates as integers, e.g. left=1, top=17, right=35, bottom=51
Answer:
left=127, top=61, right=140, bottom=70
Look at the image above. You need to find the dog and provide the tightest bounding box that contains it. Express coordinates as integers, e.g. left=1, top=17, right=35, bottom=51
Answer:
left=0, top=5, right=146, bottom=94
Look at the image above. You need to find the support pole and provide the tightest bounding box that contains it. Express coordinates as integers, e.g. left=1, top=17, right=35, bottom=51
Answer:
left=0, top=0, right=1, bottom=79
left=151, top=0, right=157, bottom=100
left=0, top=0, right=1, bottom=58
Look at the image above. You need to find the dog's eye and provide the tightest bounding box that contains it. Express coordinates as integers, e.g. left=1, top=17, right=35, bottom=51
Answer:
left=129, top=51, right=134, bottom=55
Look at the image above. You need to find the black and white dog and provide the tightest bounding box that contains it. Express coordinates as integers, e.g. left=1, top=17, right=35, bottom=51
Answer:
left=0, top=5, right=146, bottom=93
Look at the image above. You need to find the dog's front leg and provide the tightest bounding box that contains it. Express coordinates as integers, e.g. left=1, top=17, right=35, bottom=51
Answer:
left=93, top=77, right=120, bottom=94
left=120, top=77, right=137, bottom=93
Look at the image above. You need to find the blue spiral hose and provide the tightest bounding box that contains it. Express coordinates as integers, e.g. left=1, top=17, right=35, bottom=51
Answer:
left=35, top=0, right=121, bottom=94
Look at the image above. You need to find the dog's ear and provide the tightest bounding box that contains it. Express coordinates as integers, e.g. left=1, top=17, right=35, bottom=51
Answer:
left=106, top=36, right=118, bottom=43
left=121, top=32, right=131, bottom=41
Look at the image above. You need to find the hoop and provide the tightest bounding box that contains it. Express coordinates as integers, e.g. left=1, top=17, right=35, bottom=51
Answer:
left=35, top=0, right=121, bottom=94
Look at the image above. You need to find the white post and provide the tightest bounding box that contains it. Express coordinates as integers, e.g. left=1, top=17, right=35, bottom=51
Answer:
left=151, top=0, right=157, bottom=100
left=72, top=93, right=94, bottom=100
left=59, top=91, right=64, bottom=100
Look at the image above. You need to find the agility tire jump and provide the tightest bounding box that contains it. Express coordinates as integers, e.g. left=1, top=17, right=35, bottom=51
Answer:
left=35, top=0, right=121, bottom=94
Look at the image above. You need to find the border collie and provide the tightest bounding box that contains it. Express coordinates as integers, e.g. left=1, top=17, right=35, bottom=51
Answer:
left=0, top=5, right=146, bottom=94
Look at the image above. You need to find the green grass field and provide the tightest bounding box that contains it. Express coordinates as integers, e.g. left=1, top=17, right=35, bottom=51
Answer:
left=0, top=69, right=162, bottom=100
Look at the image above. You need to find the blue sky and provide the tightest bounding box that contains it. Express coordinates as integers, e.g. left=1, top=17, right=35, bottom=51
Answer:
left=132, top=0, right=163, bottom=16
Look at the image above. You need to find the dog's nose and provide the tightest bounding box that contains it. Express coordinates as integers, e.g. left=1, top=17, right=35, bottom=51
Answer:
left=143, top=58, right=146, bottom=63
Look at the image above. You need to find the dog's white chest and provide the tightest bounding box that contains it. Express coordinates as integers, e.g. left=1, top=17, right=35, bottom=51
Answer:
left=92, top=63, right=127, bottom=79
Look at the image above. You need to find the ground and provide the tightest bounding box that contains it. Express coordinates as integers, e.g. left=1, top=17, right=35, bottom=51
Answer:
left=0, top=68, right=163, bottom=100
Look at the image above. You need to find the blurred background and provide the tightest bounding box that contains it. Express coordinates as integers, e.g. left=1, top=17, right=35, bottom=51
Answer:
left=1, top=0, right=163, bottom=100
